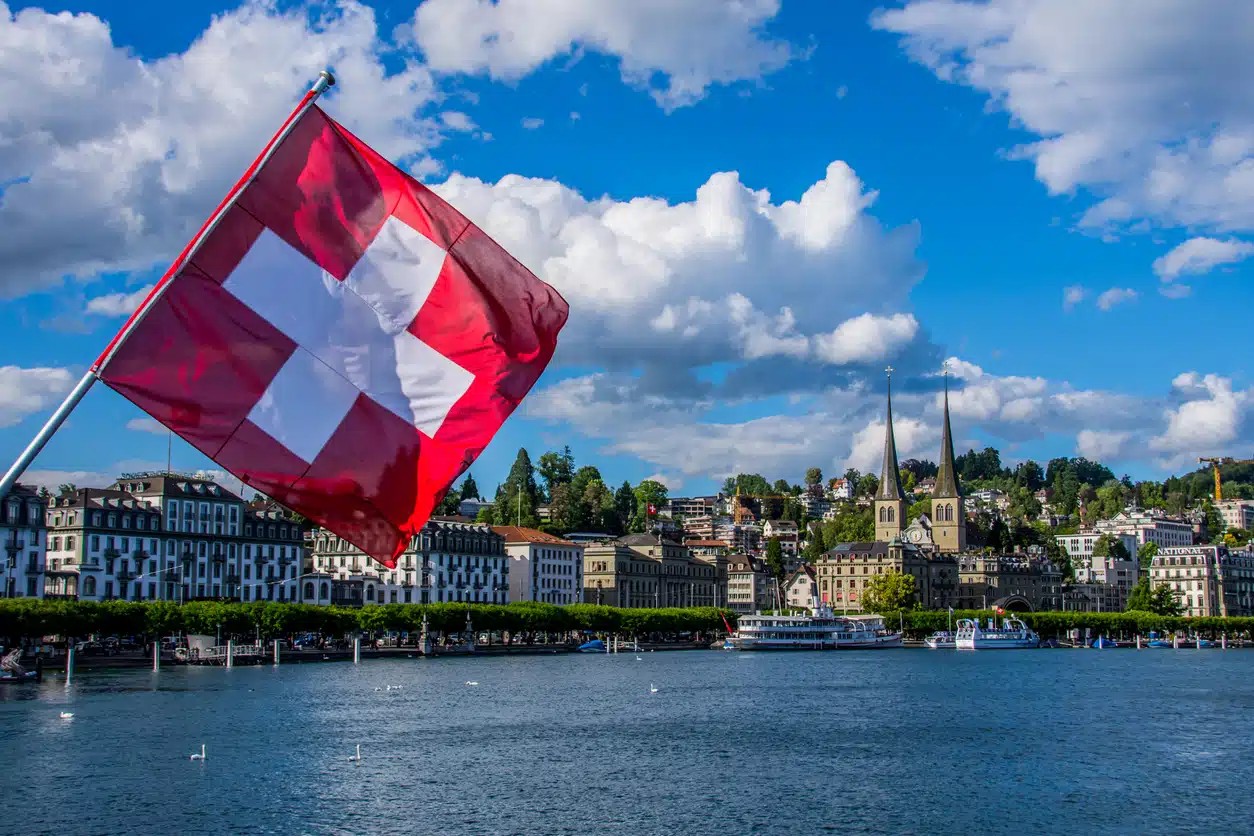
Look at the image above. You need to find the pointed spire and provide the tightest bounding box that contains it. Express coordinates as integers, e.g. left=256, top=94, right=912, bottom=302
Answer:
left=934, top=361, right=961, bottom=498
left=876, top=366, right=906, bottom=502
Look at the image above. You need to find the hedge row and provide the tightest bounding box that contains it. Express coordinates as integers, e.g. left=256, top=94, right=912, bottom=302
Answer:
left=0, top=599, right=733, bottom=642
left=4, top=600, right=1250, bottom=643
left=896, top=609, right=1254, bottom=639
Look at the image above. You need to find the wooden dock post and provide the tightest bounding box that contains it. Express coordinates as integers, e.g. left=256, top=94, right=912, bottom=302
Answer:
left=1222, top=633, right=1228, bottom=650
left=226, top=640, right=234, bottom=668
left=153, top=640, right=160, bottom=672
left=353, top=635, right=361, bottom=664
left=65, top=645, right=74, bottom=687
left=274, top=639, right=281, bottom=665
left=1136, top=635, right=1142, bottom=650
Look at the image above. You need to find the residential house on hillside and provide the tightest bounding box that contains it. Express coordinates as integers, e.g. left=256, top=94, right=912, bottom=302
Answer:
left=727, top=554, right=775, bottom=613
left=783, top=565, right=817, bottom=610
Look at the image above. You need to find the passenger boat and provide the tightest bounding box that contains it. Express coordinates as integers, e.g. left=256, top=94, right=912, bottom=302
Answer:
left=726, top=610, right=902, bottom=651
left=924, top=631, right=956, bottom=649
left=954, top=616, right=1039, bottom=650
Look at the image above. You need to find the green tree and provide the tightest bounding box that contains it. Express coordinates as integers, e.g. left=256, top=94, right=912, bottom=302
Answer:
left=821, top=507, right=874, bottom=548
left=498, top=449, right=540, bottom=527
left=856, top=473, right=880, bottom=497
left=1045, top=535, right=1074, bottom=582
left=1137, top=541, right=1159, bottom=570
left=583, top=479, right=617, bottom=533
left=1125, top=579, right=1184, bottom=616
left=459, top=473, right=481, bottom=501
left=537, top=446, right=575, bottom=499
left=57, top=483, right=77, bottom=495
left=632, top=480, right=669, bottom=532
left=1092, top=533, right=1132, bottom=562
left=805, top=467, right=823, bottom=490
left=613, top=481, right=635, bottom=531
left=1015, top=460, right=1045, bottom=491
left=899, top=468, right=918, bottom=493
left=860, top=569, right=916, bottom=613
left=906, top=498, right=930, bottom=523
left=765, top=537, right=785, bottom=583
left=803, top=530, right=826, bottom=562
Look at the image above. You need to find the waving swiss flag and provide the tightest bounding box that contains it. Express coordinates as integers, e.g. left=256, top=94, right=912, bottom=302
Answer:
left=95, top=103, right=569, bottom=567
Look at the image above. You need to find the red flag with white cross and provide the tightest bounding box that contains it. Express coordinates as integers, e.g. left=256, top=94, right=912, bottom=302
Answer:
left=94, top=95, right=568, bottom=568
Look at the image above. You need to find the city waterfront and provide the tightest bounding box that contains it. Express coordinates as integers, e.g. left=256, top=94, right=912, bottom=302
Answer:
left=3, top=650, right=1253, bottom=835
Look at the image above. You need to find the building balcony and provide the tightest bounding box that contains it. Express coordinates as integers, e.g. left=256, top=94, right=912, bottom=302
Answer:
left=116, top=570, right=136, bottom=583
left=4, top=539, right=24, bottom=552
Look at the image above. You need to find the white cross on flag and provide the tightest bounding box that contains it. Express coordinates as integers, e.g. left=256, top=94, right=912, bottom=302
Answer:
left=95, top=104, right=568, bottom=567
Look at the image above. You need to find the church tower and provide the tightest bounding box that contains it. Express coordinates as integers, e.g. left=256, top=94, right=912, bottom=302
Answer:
left=874, top=367, right=907, bottom=542
left=931, top=364, right=967, bottom=553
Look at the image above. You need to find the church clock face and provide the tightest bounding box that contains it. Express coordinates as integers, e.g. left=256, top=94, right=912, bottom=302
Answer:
left=908, top=529, right=921, bottom=543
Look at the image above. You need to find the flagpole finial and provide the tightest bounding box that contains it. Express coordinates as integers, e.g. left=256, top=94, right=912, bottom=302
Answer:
left=312, top=70, right=336, bottom=95
left=885, top=365, right=893, bottom=378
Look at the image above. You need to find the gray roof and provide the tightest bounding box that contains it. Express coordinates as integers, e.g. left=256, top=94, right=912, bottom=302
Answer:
left=933, top=381, right=961, bottom=499
left=876, top=380, right=907, bottom=502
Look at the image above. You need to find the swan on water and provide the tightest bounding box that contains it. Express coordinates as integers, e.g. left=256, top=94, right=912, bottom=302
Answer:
left=348, top=744, right=361, bottom=762
left=190, top=744, right=206, bottom=761
left=465, top=681, right=479, bottom=686
left=636, top=656, right=642, bottom=661
left=650, top=683, right=658, bottom=693
left=59, top=712, right=74, bottom=719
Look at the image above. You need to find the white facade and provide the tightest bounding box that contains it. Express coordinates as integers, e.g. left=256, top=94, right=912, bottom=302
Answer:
left=827, top=480, right=854, bottom=501
left=763, top=520, right=799, bottom=556
left=783, top=567, right=817, bottom=610
left=495, top=527, right=583, bottom=605
left=311, top=520, right=508, bottom=606
left=1056, top=530, right=1139, bottom=566
left=1095, top=511, right=1194, bottom=550
left=2, top=485, right=46, bottom=599
left=1150, top=545, right=1254, bottom=617
left=44, top=477, right=304, bottom=603
left=1217, top=500, right=1254, bottom=532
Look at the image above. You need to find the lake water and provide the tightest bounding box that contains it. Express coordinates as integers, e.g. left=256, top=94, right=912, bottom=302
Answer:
left=2, top=649, right=1252, bottom=835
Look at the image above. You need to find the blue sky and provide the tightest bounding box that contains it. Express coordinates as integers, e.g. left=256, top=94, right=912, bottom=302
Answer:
left=3, top=0, right=1253, bottom=498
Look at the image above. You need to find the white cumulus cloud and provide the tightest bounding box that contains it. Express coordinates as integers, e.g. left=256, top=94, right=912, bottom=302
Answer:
left=85, top=285, right=153, bottom=317
left=1152, top=236, right=1254, bottom=283
left=873, top=1, right=1254, bottom=235
left=0, top=365, right=74, bottom=428
left=0, top=0, right=443, bottom=297
left=1096, top=287, right=1137, bottom=311
left=410, top=0, right=794, bottom=110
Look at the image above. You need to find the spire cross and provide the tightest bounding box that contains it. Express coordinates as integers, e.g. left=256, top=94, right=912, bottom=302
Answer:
left=885, top=365, right=893, bottom=378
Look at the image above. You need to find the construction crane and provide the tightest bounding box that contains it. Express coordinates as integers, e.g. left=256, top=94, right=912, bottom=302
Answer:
left=1197, top=457, right=1254, bottom=501
left=730, top=487, right=790, bottom=523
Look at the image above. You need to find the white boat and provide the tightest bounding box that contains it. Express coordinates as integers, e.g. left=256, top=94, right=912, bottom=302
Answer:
left=727, top=611, right=902, bottom=651
left=924, top=631, right=956, bottom=649
left=955, top=616, right=1039, bottom=650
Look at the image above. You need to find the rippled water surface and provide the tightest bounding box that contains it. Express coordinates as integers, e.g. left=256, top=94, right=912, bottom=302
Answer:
left=2, top=649, right=1253, bottom=835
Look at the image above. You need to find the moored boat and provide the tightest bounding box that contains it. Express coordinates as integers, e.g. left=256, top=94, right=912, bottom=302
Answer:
left=924, top=631, right=956, bottom=649
left=727, top=610, right=902, bottom=651
left=954, top=616, right=1039, bottom=650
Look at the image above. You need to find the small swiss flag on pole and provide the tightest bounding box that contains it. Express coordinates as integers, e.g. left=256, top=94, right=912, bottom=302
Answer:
left=647, top=503, right=657, bottom=516
left=86, top=72, right=568, bottom=568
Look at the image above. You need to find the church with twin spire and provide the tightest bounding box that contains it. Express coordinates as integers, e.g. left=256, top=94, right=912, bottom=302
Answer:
left=874, top=366, right=967, bottom=553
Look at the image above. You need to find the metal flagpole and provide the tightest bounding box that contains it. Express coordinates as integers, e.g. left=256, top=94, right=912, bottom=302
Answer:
left=0, top=70, right=336, bottom=500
